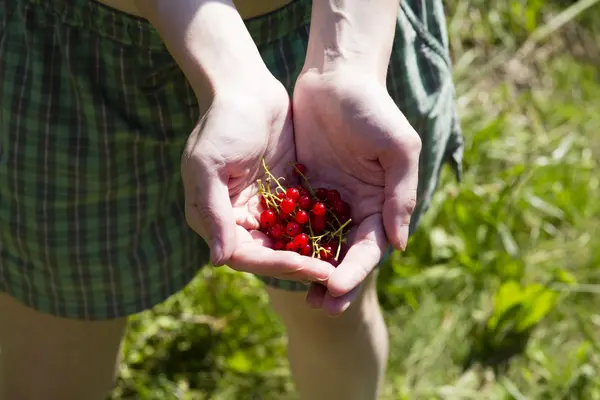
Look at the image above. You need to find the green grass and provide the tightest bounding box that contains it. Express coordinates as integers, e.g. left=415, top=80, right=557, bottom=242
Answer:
left=110, top=1, right=600, bottom=398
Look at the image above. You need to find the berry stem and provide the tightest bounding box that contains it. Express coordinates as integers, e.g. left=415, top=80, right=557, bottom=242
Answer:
left=291, top=163, right=316, bottom=197
left=262, top=158, right=287, bottom=193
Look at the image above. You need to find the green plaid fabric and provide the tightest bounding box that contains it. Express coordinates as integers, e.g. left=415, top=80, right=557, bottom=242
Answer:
left=0, top=0, right=463, bottom=319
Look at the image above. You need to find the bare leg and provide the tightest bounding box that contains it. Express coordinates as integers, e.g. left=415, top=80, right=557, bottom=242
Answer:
left=266, top=273, right=388, bottom=400
left=0, top=294, right=127, bottom=400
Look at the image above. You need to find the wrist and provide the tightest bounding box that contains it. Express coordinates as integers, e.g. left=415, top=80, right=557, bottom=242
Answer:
left=303, top=0, right=399, bottom=82
left=137, top=0, right=272, bottom=108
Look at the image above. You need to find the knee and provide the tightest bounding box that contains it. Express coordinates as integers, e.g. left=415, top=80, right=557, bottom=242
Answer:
left=266, top=273, right=382, bottom=340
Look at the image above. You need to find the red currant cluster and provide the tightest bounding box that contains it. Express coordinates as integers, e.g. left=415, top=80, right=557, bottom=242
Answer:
left=257, top=160, right=352, bottom=266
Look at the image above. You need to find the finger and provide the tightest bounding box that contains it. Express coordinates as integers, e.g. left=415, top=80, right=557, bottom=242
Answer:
left=326, top=214, right=387, bottom=298
left=305, top=283, right=327, bottom=309
left=380, top=129, right=421, bottom=251
left=321, top=284, right=362, bottom=316
left=234, top=207, right=259, bottom=231
left=188, top=166, right=237, bottom=266
left=232, top=186, right=261, bottom=231
left=229, top=226, right=335, bottom=282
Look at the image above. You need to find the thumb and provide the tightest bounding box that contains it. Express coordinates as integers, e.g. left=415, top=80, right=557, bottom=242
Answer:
left=186, top=167, right=237, bottom=266
left=380, top=128, right=421, bottom=252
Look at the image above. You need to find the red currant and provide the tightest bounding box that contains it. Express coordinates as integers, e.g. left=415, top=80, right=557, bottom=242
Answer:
left=315, top=188, right=328, bottom=201
left=286, top=242, right=298, bottom=252
left=327, top=189, right=341, bottom=203
left=260, top=196, right=267, bottom=209
left=328, top=240, right=340, bottom=252
left=312, top=202, right=327, bottom=217
left=286, top=222, right=302, bottom=237
left=279, top=211, right=290, bottom=221
left=293, top=233, right=309, bottom=248
left=286, top=187, right=300, bottom=202
left=293, top=163, right=307, bottom=177
left=299, top=189, right=311, bottom=198
left=332, top=199, right=350, bottom=218
left=277, top=192, right=286, bottom=200
left=301, top=243, right=312, bottom=256
left=298, top=196, right=312, bottom=210
left=310, top=215, right=326, bottom=234
left=260, top=209, right=277, bottom=229
left=295, top=210, right=309, bottom=225
left=280, top=198, right=296, bottom=214
left=319, top=244, right=333, bottom=260
left=273, top=239, right=286, bottom=250
left=269, top=223, right=285, bottom=239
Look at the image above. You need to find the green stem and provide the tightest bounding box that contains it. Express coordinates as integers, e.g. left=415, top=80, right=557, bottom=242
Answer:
left=262, top=158, right=287, bottom=193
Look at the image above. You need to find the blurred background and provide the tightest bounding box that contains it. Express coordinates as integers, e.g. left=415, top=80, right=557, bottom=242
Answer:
left=110, top=0, right=600, bottom=398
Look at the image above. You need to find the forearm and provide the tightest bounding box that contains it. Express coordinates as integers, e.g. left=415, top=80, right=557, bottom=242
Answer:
left=135, top=0, right=270, bottom=104
left=305, top=0, right=400, bottom=79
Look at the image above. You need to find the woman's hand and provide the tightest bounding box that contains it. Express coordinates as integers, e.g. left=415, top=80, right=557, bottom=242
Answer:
left=293, top=67, right=422, bottom=315
left=182, top=80, right=336, bottom=283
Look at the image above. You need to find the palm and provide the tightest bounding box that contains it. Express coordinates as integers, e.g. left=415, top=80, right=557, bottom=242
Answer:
left=293, top=78, right=387, bottom=229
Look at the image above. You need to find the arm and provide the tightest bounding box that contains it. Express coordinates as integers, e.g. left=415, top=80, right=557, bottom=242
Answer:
left=135, top=0, right=272, bottom=109
left=304, top=0, right=400, bottom=81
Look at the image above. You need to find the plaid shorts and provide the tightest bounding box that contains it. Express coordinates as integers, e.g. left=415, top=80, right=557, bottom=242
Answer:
left=0, top=0, right=463, bottom=320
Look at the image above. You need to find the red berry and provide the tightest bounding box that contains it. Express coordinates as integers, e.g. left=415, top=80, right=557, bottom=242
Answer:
left=269, top=223, right=285, bottom=239
left=273, top=239, right=286, bottom=250
left=260, top=196, right=267, bottom=208
left=312, top=202, right=327, bottom=217
left=327, top=190, right=341, bottom=203
left=315, top=188, right=328, bottom=201
left=277, top=192, right=286, bottom=200
left=293, top=233, right=309, bottom=247
left=298, top=196, right=312, bottom=210
left=319, top=244, right=333, bottom=260
left=310, top=215, right=326, bottom=234
left=295, top=210, right=309, bottom=224
left=286, top=242, right=298, bottom=252
left=279, top=211, right=290, bottom=222
left=293, top=163, right=307, bottom=177
left=286, top=222, right=302, bottom=237
left=280, top=198, right=296, bottom=214
left=260, top=210, right=277, bottom=229
left=301, top=243, right=312, bottom=256
left=299, top=189, right=311, bottom=198
left=332, top=199, right=350, bottom=218
left=328, top=240, right=340, bottom=252
left=286, top=187, right=300, bottom=202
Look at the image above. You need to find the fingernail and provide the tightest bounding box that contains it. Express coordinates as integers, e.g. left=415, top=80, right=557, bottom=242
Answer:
left=314, top=265, right=333, bottom=282
left=400, top=225, right=410, bottom=251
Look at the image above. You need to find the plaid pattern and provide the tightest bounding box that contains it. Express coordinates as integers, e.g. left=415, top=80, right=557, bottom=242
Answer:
left=0, top=0, right=463, bottom=319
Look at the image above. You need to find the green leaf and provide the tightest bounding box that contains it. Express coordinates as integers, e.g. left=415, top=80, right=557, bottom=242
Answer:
left=227, top=351, right=253, bottom=374
left=488, top=280, right=523, bottom=330
left=517, top=289, right=558, bottom=331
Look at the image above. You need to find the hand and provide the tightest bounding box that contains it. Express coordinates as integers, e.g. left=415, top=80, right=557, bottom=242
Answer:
left=293, top=67, right=422, bottom=315
left=182, top=79, right=335, bottom=283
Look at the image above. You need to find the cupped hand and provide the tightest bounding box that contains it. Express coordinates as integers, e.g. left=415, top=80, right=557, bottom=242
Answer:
left=293, top=68, right=422, bottom=315
left=182, top=78, right=335, bottom=283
